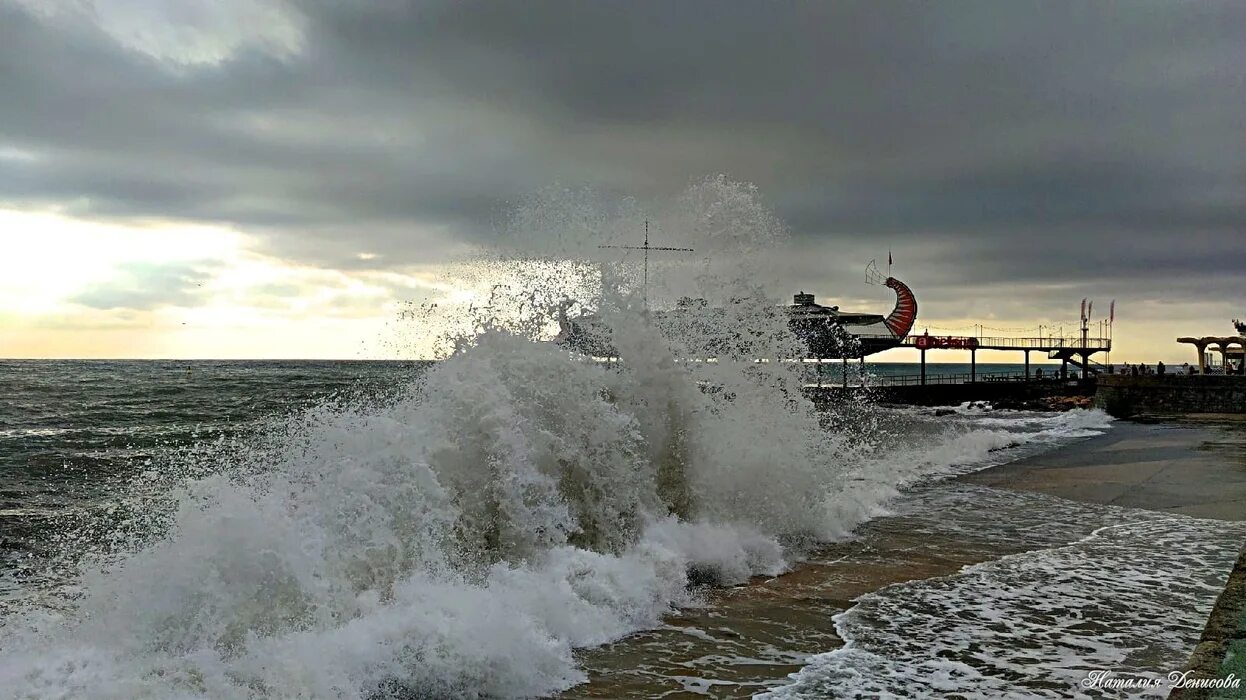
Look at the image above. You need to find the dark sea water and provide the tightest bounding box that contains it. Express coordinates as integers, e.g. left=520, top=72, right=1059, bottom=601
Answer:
left=0, top=360, right=428, bottom=601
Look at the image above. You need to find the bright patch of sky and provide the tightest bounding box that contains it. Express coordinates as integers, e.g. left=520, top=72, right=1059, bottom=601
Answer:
left=12, top=0, right=306, bottom=67
left=0, top=209, right=465, bottom=358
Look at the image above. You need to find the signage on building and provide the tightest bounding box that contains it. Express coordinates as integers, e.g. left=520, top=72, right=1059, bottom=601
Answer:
left=913, top=335, right=979, bottom=350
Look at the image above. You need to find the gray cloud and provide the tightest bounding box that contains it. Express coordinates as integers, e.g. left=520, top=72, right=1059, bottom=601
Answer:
left=71, top=261, right=217, bottom=310
left=2, top=0, right=1244, bottom=315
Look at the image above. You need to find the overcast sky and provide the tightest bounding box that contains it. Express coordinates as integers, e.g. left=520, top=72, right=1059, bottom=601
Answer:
left=2, top=0, right=1243, bottom=361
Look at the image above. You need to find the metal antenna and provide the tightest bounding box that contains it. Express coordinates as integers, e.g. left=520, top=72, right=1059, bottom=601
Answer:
left=599, top=219, right=693, bottom=311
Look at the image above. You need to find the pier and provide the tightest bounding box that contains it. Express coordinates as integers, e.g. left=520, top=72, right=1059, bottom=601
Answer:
left=902, top=334, right=1112, bottom=385
left=798, top=331, right=1111, bottom=408
left=799, top=333, right=1111, bottom=391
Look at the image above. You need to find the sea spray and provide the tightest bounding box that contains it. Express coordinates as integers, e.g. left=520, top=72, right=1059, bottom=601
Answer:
left=0, top=335, right=842, bottom=697
left=0, top=179, right=863, bottom=698
left=0, top=178, right=1116, bottom=698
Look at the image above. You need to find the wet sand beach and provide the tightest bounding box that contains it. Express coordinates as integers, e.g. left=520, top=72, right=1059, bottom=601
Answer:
left=569, top=419, right=1246, bottom=698
left=960, top=420, right=1246, bottom=522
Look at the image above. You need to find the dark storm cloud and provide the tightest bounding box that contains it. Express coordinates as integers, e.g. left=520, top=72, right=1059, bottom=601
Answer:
left=1, top=0, right=1243, bottom=305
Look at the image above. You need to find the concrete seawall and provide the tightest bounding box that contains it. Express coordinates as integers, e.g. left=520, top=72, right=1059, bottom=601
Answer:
left=806, top=379, right=1092, bottom=408
left=1095, top=375, right=1246, bottom=418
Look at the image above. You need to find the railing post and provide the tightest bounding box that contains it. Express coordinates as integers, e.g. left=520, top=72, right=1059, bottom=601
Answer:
left=920, top=348, right=927, bottom=386
left=1024, top=350, right=1030, bottom=380
left=970, top=348, right=976, bottom=383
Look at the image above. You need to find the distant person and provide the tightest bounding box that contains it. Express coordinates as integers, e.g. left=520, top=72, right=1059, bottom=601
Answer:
left=1157, top=361, right=1165, bottom=375
left=1035, top=367, right=1043, bottom=379
left=1131, top=365, right=1140, bottom=377
left=1107, top=364, right=1115, bottom=374
left=1183, top=362, right=1191, bottom=375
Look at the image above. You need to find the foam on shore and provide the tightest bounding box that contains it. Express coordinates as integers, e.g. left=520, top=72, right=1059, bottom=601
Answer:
left=765, top=489, right=1246, bottom=699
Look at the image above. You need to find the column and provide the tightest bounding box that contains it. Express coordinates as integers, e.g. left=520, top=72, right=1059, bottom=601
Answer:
left=1024, top=350, right=1030, bottom=380
left=970, top=348, right=976, bottom=383
left=920, top=349, right=927, bottom=386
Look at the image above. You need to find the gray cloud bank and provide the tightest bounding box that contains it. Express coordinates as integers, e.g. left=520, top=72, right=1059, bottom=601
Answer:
left=2, top=0, right=1243, bottom=316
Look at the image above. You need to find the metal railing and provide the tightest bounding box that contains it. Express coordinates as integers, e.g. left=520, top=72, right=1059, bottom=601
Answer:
left=803, top=370, right=1073, bottom=389
left=902, top=336, right=1112, bottom=350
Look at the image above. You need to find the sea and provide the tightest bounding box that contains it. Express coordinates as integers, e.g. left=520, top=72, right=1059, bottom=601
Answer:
left=0, top=358, right=1242, bottom=699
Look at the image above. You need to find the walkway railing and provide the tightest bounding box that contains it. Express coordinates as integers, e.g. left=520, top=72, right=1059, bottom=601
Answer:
left=804, top=370, right=1071, bottom=389
left=900, top=335, right=1112, bottom=351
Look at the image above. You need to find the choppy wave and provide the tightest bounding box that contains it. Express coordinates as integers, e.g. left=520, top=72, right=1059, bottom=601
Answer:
left=0, top=351, right=1117, bottom=698
left=0, top=179, right=1125, bottom=699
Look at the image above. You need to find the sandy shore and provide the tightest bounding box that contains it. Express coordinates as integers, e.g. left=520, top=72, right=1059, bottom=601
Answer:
left=960, top=419, right=1246, bottom=521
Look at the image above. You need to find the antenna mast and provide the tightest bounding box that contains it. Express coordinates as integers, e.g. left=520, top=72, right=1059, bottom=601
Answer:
left=598, top=219, right=693, bottom=311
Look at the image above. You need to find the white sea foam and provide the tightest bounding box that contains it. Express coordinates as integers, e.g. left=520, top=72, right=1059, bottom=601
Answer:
left=0, top=370, right=1117, bottom=698
left=765, top=492, right=1246, bottom=700
left=0, top=180, right=1122, bottom=699
left=831, top=408, right=1115, bottom=525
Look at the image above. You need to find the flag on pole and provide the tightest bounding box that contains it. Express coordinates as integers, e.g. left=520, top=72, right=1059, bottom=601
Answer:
left=1109, top=300, right=1115, bottom=323
left=1088, top=300, right=1093, bottom=318
left=888, top=250, right=893, bottom=266
left=1081, top=298, right=1086, bottom=322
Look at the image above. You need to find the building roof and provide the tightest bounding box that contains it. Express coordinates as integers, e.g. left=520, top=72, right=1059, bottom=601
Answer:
left=1177, top=336, right=1246, bottom=345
